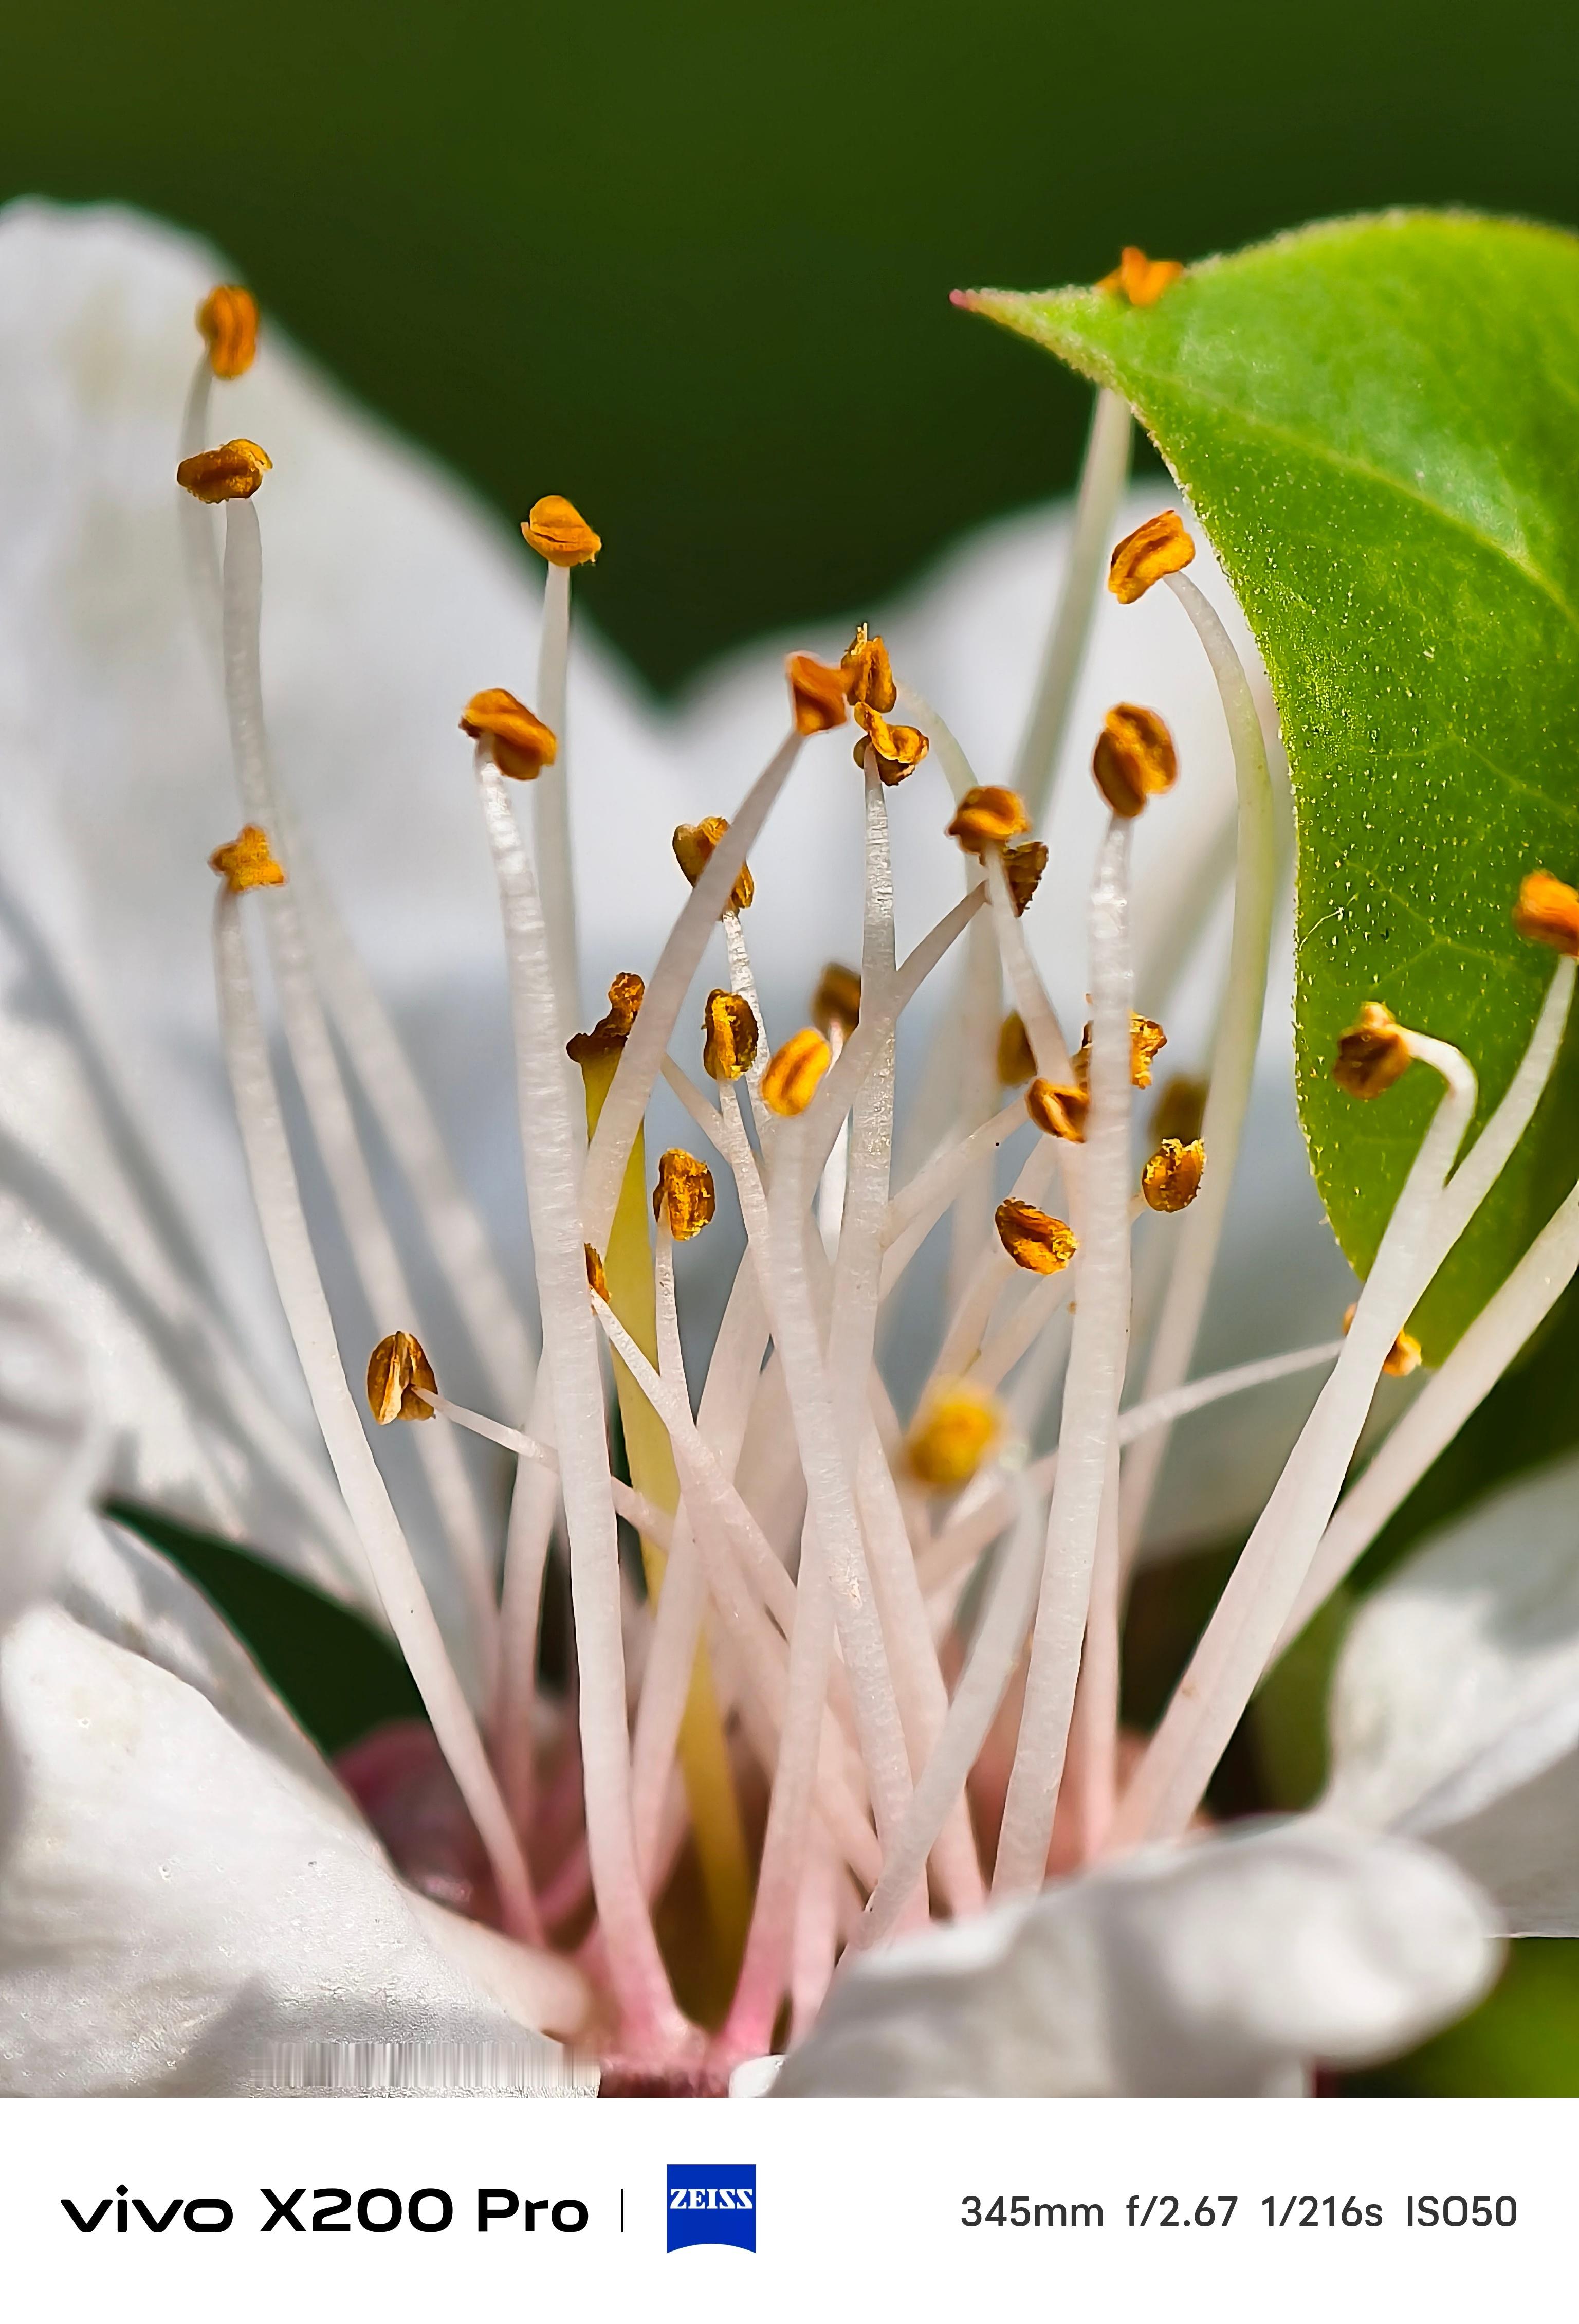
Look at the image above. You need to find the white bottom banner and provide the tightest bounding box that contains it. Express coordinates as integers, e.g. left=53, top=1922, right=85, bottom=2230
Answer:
left=0, top=2096, right=1565, bottom=2320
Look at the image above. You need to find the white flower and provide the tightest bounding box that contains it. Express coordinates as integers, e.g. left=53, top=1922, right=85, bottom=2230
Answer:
left=0, top=199, right=1566, bottom=2094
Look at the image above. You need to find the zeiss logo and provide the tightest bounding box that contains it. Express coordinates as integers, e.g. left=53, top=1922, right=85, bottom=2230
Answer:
left=666, top=2164, right=757, bottom=2253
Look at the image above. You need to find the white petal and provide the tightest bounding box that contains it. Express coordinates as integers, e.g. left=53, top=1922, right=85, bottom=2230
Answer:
left=774, top=1821, right=1498, bottom=2096
left=0, top=1596, right=581, bottom=2093
left=61, top=1511, right=356, bottom=1815
left=1326, top=1451, right=1579, bottom=1930
left=0, top=1295, right=98, bottom=1636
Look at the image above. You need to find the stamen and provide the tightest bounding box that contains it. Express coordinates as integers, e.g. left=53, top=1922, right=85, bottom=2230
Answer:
left=652, top=1149, right=715, bottom=1240
left=475, top=754, right=686, bottom=2049
left=995, top=1197, right=1078, bottom=1273
left=1027, top=1079, right=1088, bottom=1142
left=1092, top=702, right=1178, bottom=819
left=947, top=785, right=1031, bottom=852
left=208, top=823, right=284, bottom=894
left=907, top=1382, right=1005, bottom=1489
left=458, top=687, right=557, bottom=782
left=366, top=1329, right=438, bottom=1424
left=209, top=877, right=541, bottom=1946
left=584, top=1243, right=610, bottom=1300
left=1099, top=246, right=1184, bottom=306
left=1276, top=943, right=1577, bottom=1642
left=995, top=814, right=1135, bottom=1893
left=520, top=493, right=602, bottom=567
left=854, top=704, right=929, bottom=786
left=176, top=438, right=271, bottom=503
left=1513, top=868, right=1579, bottom=954
left=702, top=988, right=759, bottom=1081
left=841, top=624, right=896, bottom=711
left=786, top=651, right=851, bottom=734
left=1332, top=1000, right=1414, bottom=1098
left=1128, top=1013, right=1167, bottom=1087
left=1003, top=841, right=1048, bottom=916
left=567, top=971, right=645, bottom=1064
left=1115, top=565, right=1279, bottom=1567
left=762, top=1027, right=832, bottom=1117
left=828, top=751, right=979, bottom=1915
left=195, top=285, right=259, bottom=379
left=813, top=963, right=862, bottom=1038
left=1141, top=1137, right=1205, bottom=1212
left=1107, top=509, right=1194, bottom=603
left=1115, top=1014, right=1480, bottom=1846
left=674, top=818, right=755, bottom=914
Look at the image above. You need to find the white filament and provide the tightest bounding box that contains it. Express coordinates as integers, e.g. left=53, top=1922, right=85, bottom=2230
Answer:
left=995, top=817, right=1134, bottom=1893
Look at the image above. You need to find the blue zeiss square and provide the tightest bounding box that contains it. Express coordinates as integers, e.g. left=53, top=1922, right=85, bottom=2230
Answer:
left=666, top=2164, right=757, bottom=2253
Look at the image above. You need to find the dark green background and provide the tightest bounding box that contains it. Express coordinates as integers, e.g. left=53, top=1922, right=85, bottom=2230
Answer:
left=6, top=1, right=1575, bottom=686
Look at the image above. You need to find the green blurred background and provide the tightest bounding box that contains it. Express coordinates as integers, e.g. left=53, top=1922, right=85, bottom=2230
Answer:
left=5, top=0, right=1575, bottom=687
left=17, top=0, right=1579, bottom=2089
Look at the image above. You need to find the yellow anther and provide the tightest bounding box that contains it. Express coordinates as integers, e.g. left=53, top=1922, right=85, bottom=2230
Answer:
left=1513, top=869, right=1579, bottom=957
left=841, top=624, right=897, bottom=714
left=460, top=687, right=558, bottom=782
left=702, top=988, right=759, bottom=1082
left=1098, top=247, right=1184, bottom=307
left=1108, top=510, right=1196, bottom=605
left=366, top=1330, right=437, bottom=1425
left=786, top=651, right=852, bottom=734
left=521, top=494, right=601, bottom=567
left=1072, top=1011, right=1167, bottom=1092
left=1092, top=702, right=1179, bottom=819
left=673, top=816, right=755, bottom=914
left=997, top=1011, right=1036, bottom=1087
left=813, top=962, right=862, bottom=1039
left=995, top=1197, right=1078, bottom=1275
left=1333, top=1002, right=1413, bottom=1099
left=1152, top=1074, right=1208, bottom=1146
left=762, top=1026, right=832, bottom=1116
left=1129, top=1013, right=1167, bottom=1090
left=567, top=972, right=646, bottom=1065
left=585, top=1244, right=610, bottom=1303
left=947, top=785, right=1031, bottom=855
left=652, top=1148, right=716, bottom=1241
left=907, top=1382, right=1006, bottom=1491
left=1027, top=1078, right=1089, bottom=1142
left=1342, top=1302, right=1423, bottom=1378
left=209, top=823, right=285, bottom=894
left=176, top=438, right=272, bottom=503
left=1141, top=1137, right=1205, bottom=1212
left=195, top=285, right=259, bottom=379
left=853, top=702, right=929, bottom=786
left=1003, top=840, right=1048, bottom=917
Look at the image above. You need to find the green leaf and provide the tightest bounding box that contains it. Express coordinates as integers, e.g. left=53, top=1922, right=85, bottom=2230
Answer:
left=966, top=213, right=1579, bottom=1354
left=108, top=1500, right=424, bottom=1756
